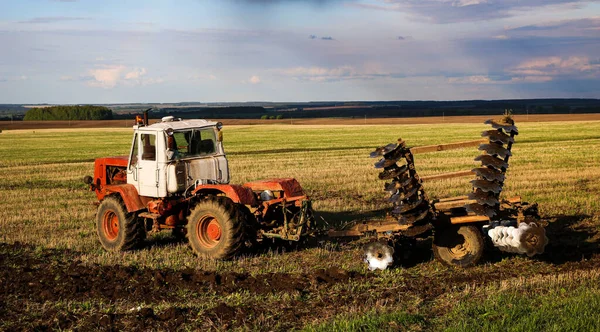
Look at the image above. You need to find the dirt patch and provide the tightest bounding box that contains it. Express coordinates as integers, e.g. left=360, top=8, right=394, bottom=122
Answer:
left=2, top=240, right=600, bottom=330
left=0, top=242, right=363, bottom=304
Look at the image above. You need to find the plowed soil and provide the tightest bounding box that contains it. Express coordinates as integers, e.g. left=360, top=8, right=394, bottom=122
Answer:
left=2, top=227, right=599, bottom=331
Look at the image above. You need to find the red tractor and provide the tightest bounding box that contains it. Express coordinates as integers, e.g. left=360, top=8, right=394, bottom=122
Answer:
left=84, top=112, right=314, bottom=259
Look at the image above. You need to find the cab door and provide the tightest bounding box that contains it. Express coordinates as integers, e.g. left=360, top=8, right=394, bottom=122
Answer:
left=126, top=132, right=140, bottom=188
left=137, top=132, right=159, bottom=197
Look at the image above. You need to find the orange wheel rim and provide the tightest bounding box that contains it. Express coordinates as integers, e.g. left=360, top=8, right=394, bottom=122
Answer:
left=102, top=211, right=119, bottom=241
left=197, top=214, right=221, bottom=248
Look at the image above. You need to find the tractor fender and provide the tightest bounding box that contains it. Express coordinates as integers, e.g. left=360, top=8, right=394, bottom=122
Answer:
left=191, top=184, right=257, bottom=206
left=103, top=184, right=146, bottom=213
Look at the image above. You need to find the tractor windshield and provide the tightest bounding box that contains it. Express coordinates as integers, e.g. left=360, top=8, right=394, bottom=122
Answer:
left=167, top=127, right=217, bottom=160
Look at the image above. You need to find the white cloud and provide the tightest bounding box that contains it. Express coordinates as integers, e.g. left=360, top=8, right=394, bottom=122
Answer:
left=188, top=73, right=218, bottom=81
left=510, top=56, right=600, bottom=78
left=249, top=75, right=261, bottom=84
left=278, top=64, right=392, bottom=82
left=87, top=65, right=161, bottom=88
left=452, top=0, right=488, bottom=7
left=87, top=65, right=126, bottom=88
left=510, top=76, right=553, bottom=83
left=124, top=67, right=147, bottom=80
left=448, top=75, right=492, bottom=84
left=281, top=66, right=356, bottom=82
left=350, top=0, right=592, bottom=24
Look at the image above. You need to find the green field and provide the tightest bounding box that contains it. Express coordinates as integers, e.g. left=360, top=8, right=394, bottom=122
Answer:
left=1, top=121, right=599, bottom=330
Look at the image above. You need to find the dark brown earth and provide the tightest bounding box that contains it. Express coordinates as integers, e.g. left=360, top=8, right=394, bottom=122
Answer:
left=2, top=214, right=599, bottom=331
left=3, top=114, right=600, bottom=130
left=0, top=242, right=365, bottom=331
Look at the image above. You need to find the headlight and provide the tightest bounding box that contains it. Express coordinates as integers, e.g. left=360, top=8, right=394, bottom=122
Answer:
left=260, top=190, right=275, bottom=201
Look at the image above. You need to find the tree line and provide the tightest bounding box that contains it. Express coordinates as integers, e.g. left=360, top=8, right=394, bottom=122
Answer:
left=23, top=105, right=113, bottom=121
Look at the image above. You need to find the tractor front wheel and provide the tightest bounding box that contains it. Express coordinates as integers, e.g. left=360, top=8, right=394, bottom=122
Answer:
left=187, top=197, right=245, bottom=259
left=433, top=225, right=484, bottom=268
left=96, top=196, right=145, bottom=251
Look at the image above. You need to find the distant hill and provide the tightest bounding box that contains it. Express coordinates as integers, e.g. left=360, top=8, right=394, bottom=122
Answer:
left=2, top=99, right=600, bottom=121
left=137, top=99, right=600, bottom=119
left=23, top=105, right=113, bottom=121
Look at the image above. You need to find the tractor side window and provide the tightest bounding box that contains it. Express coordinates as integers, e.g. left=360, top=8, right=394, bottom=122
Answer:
left=141, top=133, right=156, bottom=161
left=129, top=133, right=138, bottom=170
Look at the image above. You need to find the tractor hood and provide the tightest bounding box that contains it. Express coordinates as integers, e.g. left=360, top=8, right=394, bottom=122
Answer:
left=95, top=156, right=129, bottom=168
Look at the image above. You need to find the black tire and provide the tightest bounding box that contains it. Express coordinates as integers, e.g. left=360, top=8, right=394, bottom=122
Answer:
left=186, top=196, right=245, bottom=259
left=433, top=225, right=484, bottom=268
left=96, top=196, right=145, bottom=251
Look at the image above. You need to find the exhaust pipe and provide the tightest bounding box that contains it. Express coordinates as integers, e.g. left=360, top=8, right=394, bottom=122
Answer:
left=143, top=108, right=151, bottom=126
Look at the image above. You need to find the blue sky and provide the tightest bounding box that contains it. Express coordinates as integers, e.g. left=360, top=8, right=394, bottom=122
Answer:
left=0, top=0, right=599, bottom=103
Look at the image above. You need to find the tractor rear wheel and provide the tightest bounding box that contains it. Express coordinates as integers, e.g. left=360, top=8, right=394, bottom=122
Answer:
left=433, top=225, right=484, bottom=268
left=96, top=196, right=145, bottom=251
left=187, top=197, right=245, bottom=259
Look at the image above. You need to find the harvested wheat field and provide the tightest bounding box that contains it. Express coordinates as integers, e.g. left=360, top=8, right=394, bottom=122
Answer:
left=1, top=119, right=600, bottom=331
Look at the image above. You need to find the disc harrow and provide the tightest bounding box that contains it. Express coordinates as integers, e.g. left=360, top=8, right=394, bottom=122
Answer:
left=370, top=140, right=431, bottom=226
left=467, top=115, right=517, bottom=217
left=328, top=115, right=548, bottom=269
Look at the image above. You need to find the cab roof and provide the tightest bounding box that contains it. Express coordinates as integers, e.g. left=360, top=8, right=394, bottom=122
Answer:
left=136, top=118, right=219, bottom=131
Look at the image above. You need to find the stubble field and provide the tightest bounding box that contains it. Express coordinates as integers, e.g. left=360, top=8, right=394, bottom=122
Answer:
left=1, top=119, right=600, bottom=331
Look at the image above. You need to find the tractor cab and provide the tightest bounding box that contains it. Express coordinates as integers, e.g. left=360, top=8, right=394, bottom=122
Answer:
left=127, top=115, right=229, bottom=198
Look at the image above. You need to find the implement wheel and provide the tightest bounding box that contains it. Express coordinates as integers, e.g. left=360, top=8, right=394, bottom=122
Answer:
left=187, top=197, right=245, bottom=260
left=433, top=225, right=484, bottom=268
left=96, top=196, right=145, bottom=251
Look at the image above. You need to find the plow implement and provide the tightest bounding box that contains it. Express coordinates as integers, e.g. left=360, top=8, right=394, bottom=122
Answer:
left=328, top=115, right=548, bottom=269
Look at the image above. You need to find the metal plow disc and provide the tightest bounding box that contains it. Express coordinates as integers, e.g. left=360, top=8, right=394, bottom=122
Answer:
left=388, top=185, right=419, bottom=203
left=465, top=203, right=496, bottom=218
left=364, top=242, right=394, bottom=271
left=478, top=144, right=512, bottom=159
left=468, top=189, right=499, bottom=206
left=378, top=164, right=409, bottom=180
left=471, top=179, right=503, bottom=194
left=474, top=155, right=508, bottom=170
left=472, top=167, right=505, bottom=182
left=397, top=208, right=429, bottom=225
left=370, top=143, right=400, bottom=158
left=520, top=222, right=549, bottom=256
left=392, top=197, right=424, bottom=214
left=484, top=119, right=518, bottom=134
left=384, top=175, right=412, bottom=192
left=481, top=130, right=514, bottom=145
left=374, top=157, right=401, bottom=169
left=487, top=222, right=548, bottom=257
